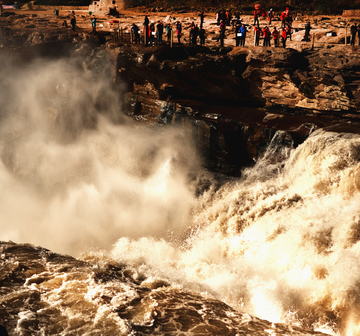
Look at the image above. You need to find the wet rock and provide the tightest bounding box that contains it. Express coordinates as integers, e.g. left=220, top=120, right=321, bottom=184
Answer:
left=0, top=241, right=329, bottom=336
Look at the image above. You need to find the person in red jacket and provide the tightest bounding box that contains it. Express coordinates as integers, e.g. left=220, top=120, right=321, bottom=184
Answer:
left=280, top=11, right=286, bottom=28
left=254, top=10, right=259, bottom=27
left=272, top=26, right=279, bottom=47
left=281, top=27, right=287, bottom=48
left=286, top=24, right=292, bottom=41
left=254, top=25, right=261, bottom=46
left=263, top=26, right=271, bottom=46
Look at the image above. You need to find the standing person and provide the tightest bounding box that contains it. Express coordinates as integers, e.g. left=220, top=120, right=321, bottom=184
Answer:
left=189, top=21, right=195, bottom=45
left=156, top=20, right=164, bottom=43
left=225, top=9, right=231, bottom=26
left=166, top=24, right=172, bottom=44
left=143, top=15, right=149, bottom=44
left=280, top=11, right=286, bottom=28
left=90, top=16, right=96, bottom=34
left=281, top=27, right=287, bottom=48
left=268, top=8, right=273, bottom=26
left=272, top=26, right=279, bottom=47
left=200, top=11, right=205, bottom=29
left=131, top=23, right=140, bottom=43
left=216, top=10, right=220, bottom=25
left=219, top=20, right=226, bottom=47
left=254, top=25, right=261, bottom=46
left=286, top=24, right=292, bottom=41
left=235, top=23, right=241, bottom=46
left=350, top=23, right=357, bottom=46
left=254, top=9, right=259, bottom=27
left=70, top=16, right=76, bottom=31
left=304, top=21, right=311, bottom=41
left=149, top=22, right=155, bottom=44
left=199, top=27, right=205, bottom=46
left=263, top=26, right=271, bottom=46
left=240, top=23, right=247, bottom=46
left=176, top=21, right=182, bottom=44
left=192, top=24, right=199, bottom=45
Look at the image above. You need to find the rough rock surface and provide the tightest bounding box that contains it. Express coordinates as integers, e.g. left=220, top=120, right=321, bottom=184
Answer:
left=0, top=241, right=329, bottom=335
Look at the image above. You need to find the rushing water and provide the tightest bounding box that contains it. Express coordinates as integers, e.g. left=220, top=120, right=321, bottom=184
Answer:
left=1, top=56, right=360, bottom=335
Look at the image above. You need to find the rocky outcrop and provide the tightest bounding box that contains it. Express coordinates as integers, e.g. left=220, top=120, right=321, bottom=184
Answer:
left=0, top=241, right=329, bottom=336
left=110, top=44, right=360, bottom=113
left=106, top=44, right=360, bottom=173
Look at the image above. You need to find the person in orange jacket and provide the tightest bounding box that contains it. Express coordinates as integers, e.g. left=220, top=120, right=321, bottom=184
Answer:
left=272, top=26, right=279, bottom=47
left=281, top=27, right=287, bottom=48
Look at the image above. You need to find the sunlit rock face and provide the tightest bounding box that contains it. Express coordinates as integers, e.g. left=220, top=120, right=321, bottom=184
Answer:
left=0, top=241, right=329, bottom=336
left=112, top=44, right=360, bottom=113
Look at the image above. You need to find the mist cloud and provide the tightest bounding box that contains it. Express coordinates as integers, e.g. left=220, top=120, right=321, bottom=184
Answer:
left=0, top=54, right=198, bottom=256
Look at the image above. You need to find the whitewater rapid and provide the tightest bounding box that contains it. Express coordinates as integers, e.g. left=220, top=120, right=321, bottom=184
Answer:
left=1, top=56, right=360, bottom=335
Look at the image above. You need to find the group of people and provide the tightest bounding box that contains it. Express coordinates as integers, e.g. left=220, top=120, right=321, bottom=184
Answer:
left=253, top=25, right=289, bottom=47
left=140, top=16, right=185, bottom=45
left=189, top=21, right=206, bottom=46
left=216, top=9, right=232, bottom=26
left=62, top=14, right=77, bottom=32
left=350, top=23, right=360, bottom=46
left=109, top=7, right=310, bottom=49
left=137, top=15, right=207, bottom=46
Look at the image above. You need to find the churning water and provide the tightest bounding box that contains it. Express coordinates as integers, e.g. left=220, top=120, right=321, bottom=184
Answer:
left=1, top=57, right=360, bottom=335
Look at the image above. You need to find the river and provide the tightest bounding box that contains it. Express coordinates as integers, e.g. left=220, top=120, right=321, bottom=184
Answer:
left=0, top=55, right=359, bottom=335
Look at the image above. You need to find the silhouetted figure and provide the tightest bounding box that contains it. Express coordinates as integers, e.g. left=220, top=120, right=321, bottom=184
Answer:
left=219, top=20, right=225, bottom=47
left=200, top=11, right=204, bottom=29
left=304, top=21, right=311, bottom=41
left=192, top=24, right=199, bottom=45
left=199, top=27, right=205, bottom=46
left=131, top=23, right=140, bottom=43
left=350, top=23, right=357, bottom=46
left=254, top=25, right=261, bottom=46
left=143, top=15, right=149, bottom=44
left=235, top=24, right=241, bottom=46
left=70, top=16, right=76, bottom=31
left=156, top=20, right=164, bottom=43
